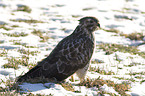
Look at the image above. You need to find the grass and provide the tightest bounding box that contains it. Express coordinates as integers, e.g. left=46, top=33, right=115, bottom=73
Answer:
left=1, top=32, right=144, bottom=96
left=135, top=76, right=142, bottom=79
left=141, top=11, right=145, bottom=14
left=124, top=62, right=142, bottom=67
left=120, top=32, right=144, bottom=40
left=89, top=66, right=115, bottom=75
left=71, top=15, right=82, bottom=18
left=1, top=76, right=130, bottom=96
left=12, top=40, right=37, bottom=48
left=24, top=45, right=38, bottom=48
left=82, top=7, right=95, bottom=11
left=2, top=32, right=28, bottom=37
left=10, top=48, right=40, bottom=69
left=102, top=28, right=120, bottom=34
left=113, top=76, right=136, bottom=82
left=103, top=28, right=145, bottom=41
left=10, top=19, right=44, bottom=23
left=2, top=56, right=29, bottom=69
left=61, top=83, right=75, bottom=92
left=0, top=78, right=53, bottom=96
left=1, top=1, right=144, bottom=96
left=114, top=53, right=123, bottom=63
left=32, top=29, right=51, bottom=42
left=26, top=93, right=53, bottom=96
left=11, top=25, right=19, bottom=28
left=13, top=41, right=24, bottom=45
left=97, top=43, right=145, bottom=58
left=16, top=5, right=32, bottom=13
left=140, top=80, right=145, bottom=84
left=0, top=54, right=141, bottom=96
left=0, top=49, right=8, bottom=57
left=112, top=9, right=123, bottom=13
left=31, top=29, right=43, bottom=36
left=0, top=40, right=4, bottom=44
left=91, top=59, right=104, bottom=64
left=0, top=79, right=21, bottom=96
left=18, top=48, right=40, bottom=56
left=79, top=77, right=130, bottom=96
left=128, top=72, right=145, bottom=76
left=2, top=48, right=40, bottom=69
left=112, top=7, right=137, bottom=14
left=0, top=25, right=12, bottom=31
left=0, top=24, right=20, bottom=31
left=0, top=3, right=7, bottom=8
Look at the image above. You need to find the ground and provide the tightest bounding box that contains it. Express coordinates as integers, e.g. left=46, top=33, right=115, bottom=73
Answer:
left=0, top=0, right=145, bottom=95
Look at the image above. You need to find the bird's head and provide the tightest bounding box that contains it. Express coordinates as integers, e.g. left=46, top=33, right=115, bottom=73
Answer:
left=79, top=16, right=100, bottom=32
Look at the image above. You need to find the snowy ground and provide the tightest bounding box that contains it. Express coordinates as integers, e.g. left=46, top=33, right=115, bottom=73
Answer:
left=0, top=0, right=145, bottom=95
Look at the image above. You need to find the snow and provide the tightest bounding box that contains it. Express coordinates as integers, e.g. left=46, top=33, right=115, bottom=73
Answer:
left=19, top=83, right=99, bottom=96
left=100, top=84, right=119, bottom=95
left=0, top=0, right=145, bottom=95
left=128, top=82, right=145, bottom=96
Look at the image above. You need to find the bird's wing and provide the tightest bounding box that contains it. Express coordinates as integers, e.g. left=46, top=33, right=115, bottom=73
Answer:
left=41, top=35, right=94, bottom=75
left=17, top=35, right=94, bottom=82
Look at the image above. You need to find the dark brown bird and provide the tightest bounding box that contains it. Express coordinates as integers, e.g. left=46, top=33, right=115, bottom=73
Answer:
left=17, top=16, right=100, bottom=82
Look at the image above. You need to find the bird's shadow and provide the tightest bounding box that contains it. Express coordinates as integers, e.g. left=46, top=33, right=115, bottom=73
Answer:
left=17, top=79, right=79, bottom=94
left=17, top=77, right=66, bottom=93
left=18, top=82, right=56, bottom=92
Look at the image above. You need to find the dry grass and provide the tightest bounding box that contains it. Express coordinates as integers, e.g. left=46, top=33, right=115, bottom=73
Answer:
left=79, top=78, right=130, bottom=95
left=91, top=59, right=104, bottom=64
left=0, top=25, right=12, bottom=31
left=0, top=78, right=22, bottom=96
left=61, top=83, right=75, bottom=92
left=16, top=4, right=32, bottom=13
left=0, top=49, right=8, bottom=57
left=3, top=32, right=28, bottom=37
left=102, top=28, right=120, bottom=34
left=120, top=32, right=144, bottom=40
left=89, top=66, right=115, bottom=75
left=97, top=43, right=145, bottom=58
left=0, top=76, right=54, bottom=96
left=10, top=19, right=44, bottom=23
left=18, top=48, right=39, bottom=56
left=32, top=29, right=51, bottom=42
left=103, top=28, right=145, bottom=41
left=2, top=56, right=29, bottom=69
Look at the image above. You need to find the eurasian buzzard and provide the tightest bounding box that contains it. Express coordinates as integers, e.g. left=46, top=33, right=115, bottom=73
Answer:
left=17, top=16, right=100, bottom=82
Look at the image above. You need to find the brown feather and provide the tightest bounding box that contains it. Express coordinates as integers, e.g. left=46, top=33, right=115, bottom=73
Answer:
left=17, top=16, right=100, bottom=82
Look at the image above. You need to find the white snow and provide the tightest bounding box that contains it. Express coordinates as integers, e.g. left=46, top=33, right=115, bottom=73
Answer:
left=0, top=0, right=145, bottom=95
left=128, top=82, right=145, bottom=96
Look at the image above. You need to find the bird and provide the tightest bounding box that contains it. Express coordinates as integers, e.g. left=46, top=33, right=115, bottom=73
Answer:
left=17, top=16, right=100, bottom=83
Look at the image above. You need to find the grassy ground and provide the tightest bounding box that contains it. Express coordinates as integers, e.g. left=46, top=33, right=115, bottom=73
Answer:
left=0, top=0, right=145, bottom=95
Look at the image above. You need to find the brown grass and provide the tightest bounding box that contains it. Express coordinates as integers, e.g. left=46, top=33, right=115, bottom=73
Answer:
left=79, top=78, right=130, bottom=95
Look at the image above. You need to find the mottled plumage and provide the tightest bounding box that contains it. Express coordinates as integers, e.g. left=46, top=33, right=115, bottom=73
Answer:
left=17, top=16, right=100, bottom=82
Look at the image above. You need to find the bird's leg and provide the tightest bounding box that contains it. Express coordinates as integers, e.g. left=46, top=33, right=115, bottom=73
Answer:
left=71, top=75, right=74, bottom=82
left=76, top=63, right=89, bottom=83
left=80, top=78, right=84, bottom=83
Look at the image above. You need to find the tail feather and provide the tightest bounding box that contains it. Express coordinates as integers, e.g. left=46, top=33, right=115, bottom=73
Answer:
left=17, top=63, right=59, bottom=82
left=17, top=60, right=75, bottom=82
left=17, top=66, right=42, bottom=82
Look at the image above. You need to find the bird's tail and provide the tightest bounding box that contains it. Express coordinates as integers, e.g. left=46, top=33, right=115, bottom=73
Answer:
left=17, top=66, right=41, bottom=82
left=17, top=73, right=27, bottom=82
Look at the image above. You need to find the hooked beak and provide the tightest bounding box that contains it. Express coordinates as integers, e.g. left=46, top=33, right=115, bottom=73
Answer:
left=97, top=23, right=100, bottom=30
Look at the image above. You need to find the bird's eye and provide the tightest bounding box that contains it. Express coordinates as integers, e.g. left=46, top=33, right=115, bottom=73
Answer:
left=90, top=20, right=93, bottom=23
